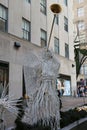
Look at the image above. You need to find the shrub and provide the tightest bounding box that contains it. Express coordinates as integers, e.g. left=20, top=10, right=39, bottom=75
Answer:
left=60, top=105, right=87, bottom=128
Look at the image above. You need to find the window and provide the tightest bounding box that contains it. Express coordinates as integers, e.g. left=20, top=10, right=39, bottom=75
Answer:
left=26, top=0, right=30, bottom=3
left=78, top=0, right=84, bottom=3
left=57, top=75, right=71, bottom=96
left=54, top=37, right=59, bottom=54
left=55, top=15, right=59, bottom=25
left=0, top=4, right=8, bottom=32
left=40, top=0, right=46, bottom=15
left=22, top=18, right=31, bottom=41
left=64, top=16, right=68, bottom=32
left=77, top=7, right=84, bottom=17
left=84, top=65, right=87, bottom=75
left=80, top=64, right=87, bottom=75
left=80, top=66, right=84, bottom=74
left=41, top=29, right=47, bottom=47
left=64, top=0, right=68, bottom=6
left=65, top=43, right=69, bottom=58
left=0, top=62, right=9, bottom=97
left=78, top=21, right=84, bottom=30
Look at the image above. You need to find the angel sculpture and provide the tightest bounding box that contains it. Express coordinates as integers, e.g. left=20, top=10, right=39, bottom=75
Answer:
left=0, top=84, right=23, bottom=130
left=23, top=48, right=60, bottom=130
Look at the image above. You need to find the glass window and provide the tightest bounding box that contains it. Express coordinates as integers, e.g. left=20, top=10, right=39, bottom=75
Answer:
left=40, top=0, right=46, bottom=15
left=54, top=37, right=59, bottom=54
left=64, top=0, right=68, bottom=6
left=64, top=16, right=68, bottom=32
left=77, top=7, right=84, bottom=17
left=65, top=43, right=69, bottom=58
left=80, top=64, right=87, bottom=75
left=26, top=0, right=30, bottom=3
left=84, top=64, right=87, bottom=75
left=63, top=80, right=71, bottom=96
left=55, top=15, right=59, bottom=25
left=0, top=62, right=9, bottom=97
left=57, top=76, right=71, bottom=96
left=78, top=0, right=84, bottom=3
left=80, top=66, right=84, bottom=74
left=41, top=29, right=47, bottom=47
left=22, top=18, right=31, bottom=41
left=0, top=4, right=8, bottom=32
left=78, top=21, right=84, bottom=30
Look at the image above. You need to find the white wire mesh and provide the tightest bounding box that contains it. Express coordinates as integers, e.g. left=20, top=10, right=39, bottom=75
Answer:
left=23, top=48, right=60, bottom=130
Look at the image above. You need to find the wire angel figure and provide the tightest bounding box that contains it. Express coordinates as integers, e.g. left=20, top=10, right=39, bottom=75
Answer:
left=23, top=48, right=60, bottom=130
left=0, top=83, right=23, bottom=129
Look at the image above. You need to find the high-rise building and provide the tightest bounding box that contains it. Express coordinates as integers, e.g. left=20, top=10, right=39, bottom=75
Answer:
left=73, top=0, right=87, bottom=85
left=0, top=0, right=76, bottom=98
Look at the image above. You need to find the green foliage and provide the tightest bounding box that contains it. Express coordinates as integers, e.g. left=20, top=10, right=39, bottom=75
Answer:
left=80, top=49, right=87, bottom=55
left=60, top=106, right=87, bottom=128
left=74, top=47, right=87, bottom=78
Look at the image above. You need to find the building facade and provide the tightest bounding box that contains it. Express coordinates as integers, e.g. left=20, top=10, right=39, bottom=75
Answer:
left=0, top=0, right=76, bottom=98
left=73, top=0, right=87, bottom=85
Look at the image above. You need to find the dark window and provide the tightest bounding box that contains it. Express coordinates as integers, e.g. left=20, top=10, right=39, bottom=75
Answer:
left=64, top=16, right=68, bottom=32
left=54, top=37, right=59, bottom=54
left=0, top=4, right=8, bottom=32
left=55, top=15, right=59, bottom=25
left=40, top=0, right=46, bottom=15
left=41, top=29, right=47, bottom=47
left=26, top=0, right=30, bottom=3
left=64, top=0, right=68, bottom=6
left=22, top=18, right=31, bottom=41
left=65, top=43, right=69, bottom=58
left=0, top=62, right=9, bottom=97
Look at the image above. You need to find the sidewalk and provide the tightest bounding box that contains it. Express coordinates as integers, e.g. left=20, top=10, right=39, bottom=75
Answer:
left=61, top=96, right=87, bottom=111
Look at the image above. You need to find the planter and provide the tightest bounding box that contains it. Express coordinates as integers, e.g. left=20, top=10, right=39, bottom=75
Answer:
left=60, top=107, right=87, bottom=128
left=60, top=117, right=87, bottom=130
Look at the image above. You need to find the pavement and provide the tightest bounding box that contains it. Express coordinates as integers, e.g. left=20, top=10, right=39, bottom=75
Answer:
left=61, top=96, right=87, bottom=111
left=4, top=96, right=87, bottom=129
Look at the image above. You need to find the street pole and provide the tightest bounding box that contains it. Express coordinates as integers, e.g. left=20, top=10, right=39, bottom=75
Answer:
left=47, top=14, right=56, bottom=50
left=47, top=4, right=62, bottom=50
